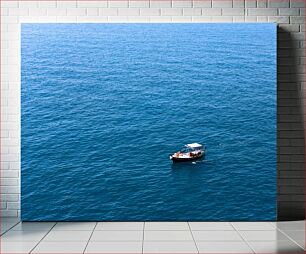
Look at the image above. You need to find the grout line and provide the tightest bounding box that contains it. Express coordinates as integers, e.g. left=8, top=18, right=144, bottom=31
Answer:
left=141, top=222, right=145, bottom=254
left=269, top=221, right=277, bottom=229
left=0, top=220, right=21, bottom=236
left=276, top=227, right=305, bottom=251
left=187, top=222, right=200, bottom=254
left=29, top=222, right=57, bottom=254
left=83, top=222, right=98, bottom=254
left=229, top=222, right=256, bottom=254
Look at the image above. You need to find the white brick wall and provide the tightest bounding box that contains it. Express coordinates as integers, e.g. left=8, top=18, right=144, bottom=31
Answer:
left=0, top=0, right=305, bottom=219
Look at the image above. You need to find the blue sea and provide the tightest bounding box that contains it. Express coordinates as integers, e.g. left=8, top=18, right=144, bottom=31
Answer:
left=21, top=24, right=276, bottom=221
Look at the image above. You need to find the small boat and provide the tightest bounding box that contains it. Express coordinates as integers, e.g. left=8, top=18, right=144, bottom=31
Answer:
left=170, top=143, right=205, bottom=162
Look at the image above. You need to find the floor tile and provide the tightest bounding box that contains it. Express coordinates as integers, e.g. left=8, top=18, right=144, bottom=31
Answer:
left=0, top=241, right=37, bottom=253
left=32, top=241, right=87, bottom=253
left=197, top=241, right=253, bottom=253
left=239, top=230, right=291, bottom=241
left=145, top=222, right=189, bottom=230
left=143, top=241, right=198, bottom=253
left=85, top=241, right=142, bottom=253
left=90, top=230, right=143, bottom=241
left=144, top=230, right=193, bottom=241
left=11, top=222, right=55, bottom=231
left=42, top=230, right=92, bottom=242
left=282, top=230, right=305, bottom=249
left=0, top=219, right=21, bottom=234
left=1, top=230, right=47, bottom=242
left=189, top=222, right=234, bottom=231
left=274, top=221, right=305, bottom=231
left=52, top=222, right=96, bottom=231
left=96, top=222, right=143, bottom=231
left=192, top=230, right=243, bottom=241
left=232, top=222, right=275, bottom=231
left=249, top=240, right=304, bottom=253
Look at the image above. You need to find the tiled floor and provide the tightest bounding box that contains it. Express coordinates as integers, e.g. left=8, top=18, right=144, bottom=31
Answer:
left=0, top=218, right=304, bottom=253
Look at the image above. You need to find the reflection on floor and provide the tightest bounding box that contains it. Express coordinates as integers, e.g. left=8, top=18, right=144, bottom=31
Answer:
left=0, top=218, right=304, bottom=253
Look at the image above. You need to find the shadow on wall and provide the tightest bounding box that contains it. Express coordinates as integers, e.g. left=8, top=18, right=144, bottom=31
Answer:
left=277, top=27, right=305, bottom=221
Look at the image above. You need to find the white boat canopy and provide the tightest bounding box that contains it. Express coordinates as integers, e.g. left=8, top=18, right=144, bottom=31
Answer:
left=186, top=143, right=203, bottom=149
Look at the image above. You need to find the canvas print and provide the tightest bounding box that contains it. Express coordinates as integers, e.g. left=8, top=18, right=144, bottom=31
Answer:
left=21, top=24, right=276, bottom=221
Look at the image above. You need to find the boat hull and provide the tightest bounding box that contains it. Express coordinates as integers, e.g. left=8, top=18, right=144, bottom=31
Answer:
left=170, top=153, right=204, bottom=162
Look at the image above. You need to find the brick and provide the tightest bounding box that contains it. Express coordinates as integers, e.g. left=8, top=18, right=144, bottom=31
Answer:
left=233, top=16, right=245, bottom=22
left=76, top=16, right=108, bottom=23
left=247, top=8, right=278, bottom=15
left=0, top=210, right=18, bottom=217
left=212, top=0, right=233, bottom=7
left=99, top=8, right=118, bottom=16
left=108, top=1, right=128, bottom=7
left=278, top=8, right=300, bottom=15
left=1, top=186, right=20, bottom=194
left=290, top=16, right=305, bottom=24
left=233, top=0, right=244, bottom=7
left=7, top=202, right=20, bottom=210
left=279, top=147, right=304, bottom=155
left=1, top=1, right=18, bottom=8
left=279, top=186, right=305, bottom=194
left=150, top=0, right=171, bottom=7
left=1, top=8, right=8, bottom=16
left=127, top=16, right=150, bottom=22
left=257, top=16, right=268, bottom=22
left=47, top=8, right=67, bottom=16
left=1, top=16, right=18, bottom=24
left=149, top=16, right=172, bottom=22
left=278, top=130, right=304, bottom=138
left=18, top=1, right=38, bottom=8
left=222, top=8, right=245, bottom=15
left=245, top=16, right=257, bottom=22
left=172, top=0, right=192, bottom=7
left=268, top=16, right=290, bottom=23
left=161, top=8, right=183, bottom=15
left=245, top=0, right=256, bottom=7
left=193, top=0, right=212, bottom=7
left=129, top=0, right=149, bottom=7
left=8, top=8, right=29, bottom=16
left=279, top=171, right=305, bottom=179
left=278, top=162, right=304, bottom=171
left=0, top=178, right=19, bottom=186
left=86, top=8, right=99, bottom=16
left=140, top=8, right=160, bottom=16
left=278, top=178, right=304, bottom=187
left=0, top=170, right=18, bottom=178
left=118, top=8, right=139, bottom=16
left=202, top=8, right=221, bottom=15
left=0, top=194, right=19, bottom=202
left=1, top=202, right=7, bottom=210
left=39, top=1, right=57, bottom=8
left=278, top=195, right=304, bottom=202
left=192, top=16, right=212, bottom=22
left=257, top=0, right=267, bottom=8
left=67, top=8, right=86, bottom=16
left=183, top=8, right=202, bottom=15
left=172, top=16, right=193, bottom=22
left=290, top=0, right=305, bottom=7
left=278, top=24, right=300, bottom=32
left=9, top=162, right=20, bottom=170
left=212, top=16, right=233, bottom=22
left=29, top=8, right=47, bottom=16
left=56, top=1, right=77, bottom=8
left=77, top=1, right=107, bottom=8
left=268, top=0, right=290, bottom=7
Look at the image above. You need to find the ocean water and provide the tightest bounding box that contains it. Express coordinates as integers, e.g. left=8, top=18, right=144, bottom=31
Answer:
left=21, top=24, right=276, bottom=221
